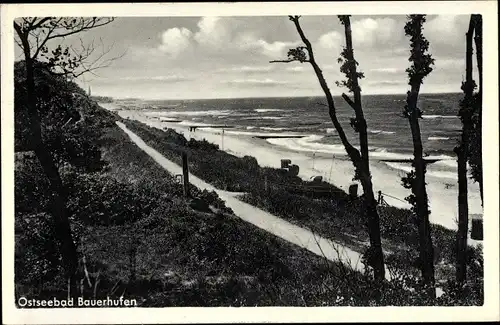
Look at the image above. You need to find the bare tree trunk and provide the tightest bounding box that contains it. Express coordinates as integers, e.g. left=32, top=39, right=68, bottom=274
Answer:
left=473, top=14, right=483, bottom=206
left=404, top=16, right=436, bottom=297
left=340, top=16, right=385, bottom=282
left=456, top=16, right=477, bottom=284
left=16, top=28, right=79, bottom=298
left=287, top=16, right=385, bottom=281
left=407, top=86, right=436, bottom=294
left=473, top=15, right=483, bottom=94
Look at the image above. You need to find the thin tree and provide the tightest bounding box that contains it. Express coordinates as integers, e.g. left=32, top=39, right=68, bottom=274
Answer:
left=469, top=14, right=483, bottom=206
left=271, top=15, right=385, bottom=281
left=401, top=15, right=435, bottom=297
left=455, top=14, right=481, bottom=284
left=14, top=17, right=117, bottom=298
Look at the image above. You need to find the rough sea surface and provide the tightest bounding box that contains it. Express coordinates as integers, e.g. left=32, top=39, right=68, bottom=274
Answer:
left=113, top=93, right=465, bottom=181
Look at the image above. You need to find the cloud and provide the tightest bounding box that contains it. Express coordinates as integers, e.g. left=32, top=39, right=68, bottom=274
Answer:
left=236, top=33, right=299, bottom=58
left=91, top=16, right=469, bottom=98
left=425, top=15, right=470, bottom=57
left=219, top=65, right=274, bottom=73
left=286, top=66, right=307, bottom=72
left=366, top=80, right=407, bottom=86
left=193, top=16, right=232, bottom=49
left=318, top=31, right=343, bottom=50
left=120, top=75, right=190, bottom=82
left=227, top=78, right=290, bottom=86
left=351, top=17, right=404, bottom=49
left=370, top=67, right=403, bottom=74
left=158, top=27, right=193, bottom=57
left=155, top=16, right=299, bottom=61
left=425, top=15, right=464, bottom=44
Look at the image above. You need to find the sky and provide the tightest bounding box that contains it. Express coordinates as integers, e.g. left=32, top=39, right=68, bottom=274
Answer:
left=15, top=15, right=473, bottom=100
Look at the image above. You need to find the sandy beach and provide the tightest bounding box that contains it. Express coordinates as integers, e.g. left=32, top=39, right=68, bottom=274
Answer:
left=100, top=103, right=483, bottom=241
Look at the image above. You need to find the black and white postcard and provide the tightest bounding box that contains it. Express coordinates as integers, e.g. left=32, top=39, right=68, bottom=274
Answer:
left=1, top=1, right=499, bottom=323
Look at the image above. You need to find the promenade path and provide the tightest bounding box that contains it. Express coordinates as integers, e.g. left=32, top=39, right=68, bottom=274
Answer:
left=116, top=121, right=386, bottom=276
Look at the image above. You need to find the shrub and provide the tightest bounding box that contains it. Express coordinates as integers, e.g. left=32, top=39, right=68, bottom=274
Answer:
left=15, top=212, right=65, bottom=287
left=187, top=138, right=219, bottom=151
left=62, top=167, right=158, bottom=226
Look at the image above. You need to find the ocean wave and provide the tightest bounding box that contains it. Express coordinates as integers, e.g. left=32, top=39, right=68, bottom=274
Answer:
left=426, top=154, right=455, bottom=160
left=242, top=116, right=285, bottom=120
left=265, top=134, right=456, bottom=163
left=368, top=129, right=396, bottom=135
left=158, top=117, right=182, bottom=122
left=254, top=108, right=285, bottom=113
left=325, top=128, right=336, bottom=134
left=266, top=134, right=417, bottom=159
left=372, top=148, right=388, bottom=153
left=261, top=127, right=287, bottom=131
left=434, top=159, right=457, bottom=168
left=428, top=136, right=450, bottom=141
left=422, top=115, right=457, bottom=119
left=145, top=110, right=231, bottom=117
left=266, top=137, right=347, bottom=155
left=178, top=121, right=223, bottom=127
left=224, top=129, right=304, bottom=137
left=371, top=151, right=412, bottom=160
left=384, top=162, right=458, bottom=180
left=383, top=158, right=472, bottom=180
left=383, top=162, right=414, bottom=174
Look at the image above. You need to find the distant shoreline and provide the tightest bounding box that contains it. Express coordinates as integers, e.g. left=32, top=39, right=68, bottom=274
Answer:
left=99, top=102, right=483, bottom=235
left=99, top=91, right=463, bottom=102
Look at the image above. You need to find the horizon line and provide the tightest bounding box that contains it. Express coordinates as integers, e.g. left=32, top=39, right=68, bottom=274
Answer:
left=97, top=91, right=463, bottom=102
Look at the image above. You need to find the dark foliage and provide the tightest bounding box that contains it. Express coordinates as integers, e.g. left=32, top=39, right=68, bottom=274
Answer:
left=14, top=60, right=113, bottom=172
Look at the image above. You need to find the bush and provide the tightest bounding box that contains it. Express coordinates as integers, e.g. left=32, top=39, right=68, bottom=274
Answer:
left=187, top=138, right=219, bottom=151
left=15, top=60, right=109, bottom=173
left=62, top=168, right=159, bottom=226
left=15, top=212, right=65, bottom=287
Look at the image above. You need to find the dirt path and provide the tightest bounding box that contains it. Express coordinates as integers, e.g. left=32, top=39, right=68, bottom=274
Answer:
left=116, top=121, right=394, bottom=277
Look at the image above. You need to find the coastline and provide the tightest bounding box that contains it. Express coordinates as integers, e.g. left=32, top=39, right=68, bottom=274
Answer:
left=99, top=103, right=483, bottom=238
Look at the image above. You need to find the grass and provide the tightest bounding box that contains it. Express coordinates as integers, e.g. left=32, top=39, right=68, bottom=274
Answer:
left=14, top=104, right=483, bottom=306
left=122, top=118, right=484, bottom=290
left=15, top=120, right=410, bottom=307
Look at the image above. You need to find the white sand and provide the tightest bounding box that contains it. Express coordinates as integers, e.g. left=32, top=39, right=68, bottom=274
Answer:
left=102, top=102, right=482, bottom=248
left=116, top=121, right=387, bottom=278
left=113, top=116, right=460, bottom=297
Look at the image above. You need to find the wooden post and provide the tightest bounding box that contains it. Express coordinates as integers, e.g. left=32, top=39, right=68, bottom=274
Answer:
left=182, top=152, right=190, bottom=198
left=471, top=214, right=483, bottom=240
left=377, top=191, right=382, bottom=204
left=222, top=129, right=224, bottom=151
left=349, top=183, right=358, bottom=200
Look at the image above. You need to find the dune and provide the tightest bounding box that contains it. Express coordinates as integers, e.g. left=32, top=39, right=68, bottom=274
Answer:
left=113, top=108, right=483, bottom=247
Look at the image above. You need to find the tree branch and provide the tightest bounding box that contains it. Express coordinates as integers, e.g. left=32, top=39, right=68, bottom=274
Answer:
left=45, top=18, right=115, bottom=42
left=269, top=59, right=299, bottom=63
left=31, top=17, right=52, bottom=30
left=341, top=93, right=356, bottom=111
left=32, top=18, right=62, bottom=59
left=16, top=17, right=122, bottom=81
left=273, top=15, right=363, bottom=168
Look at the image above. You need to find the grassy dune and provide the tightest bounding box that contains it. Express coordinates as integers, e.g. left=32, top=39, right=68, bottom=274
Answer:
left=14, top=114, right=395, bottom=306
left=122, top=119, right=483, bottom=273
left=14, top=104, right=483, bottom=306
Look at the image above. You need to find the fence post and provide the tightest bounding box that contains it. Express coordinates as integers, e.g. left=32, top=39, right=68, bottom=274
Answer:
left=221, top=129, right=224, bottom=151
left=377, top=191, right=382, bottom=204
left=182, top=151, right=190, bottom=198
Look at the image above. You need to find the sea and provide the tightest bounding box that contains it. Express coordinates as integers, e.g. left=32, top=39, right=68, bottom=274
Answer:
left=112, top=92, right=467, bottom=180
